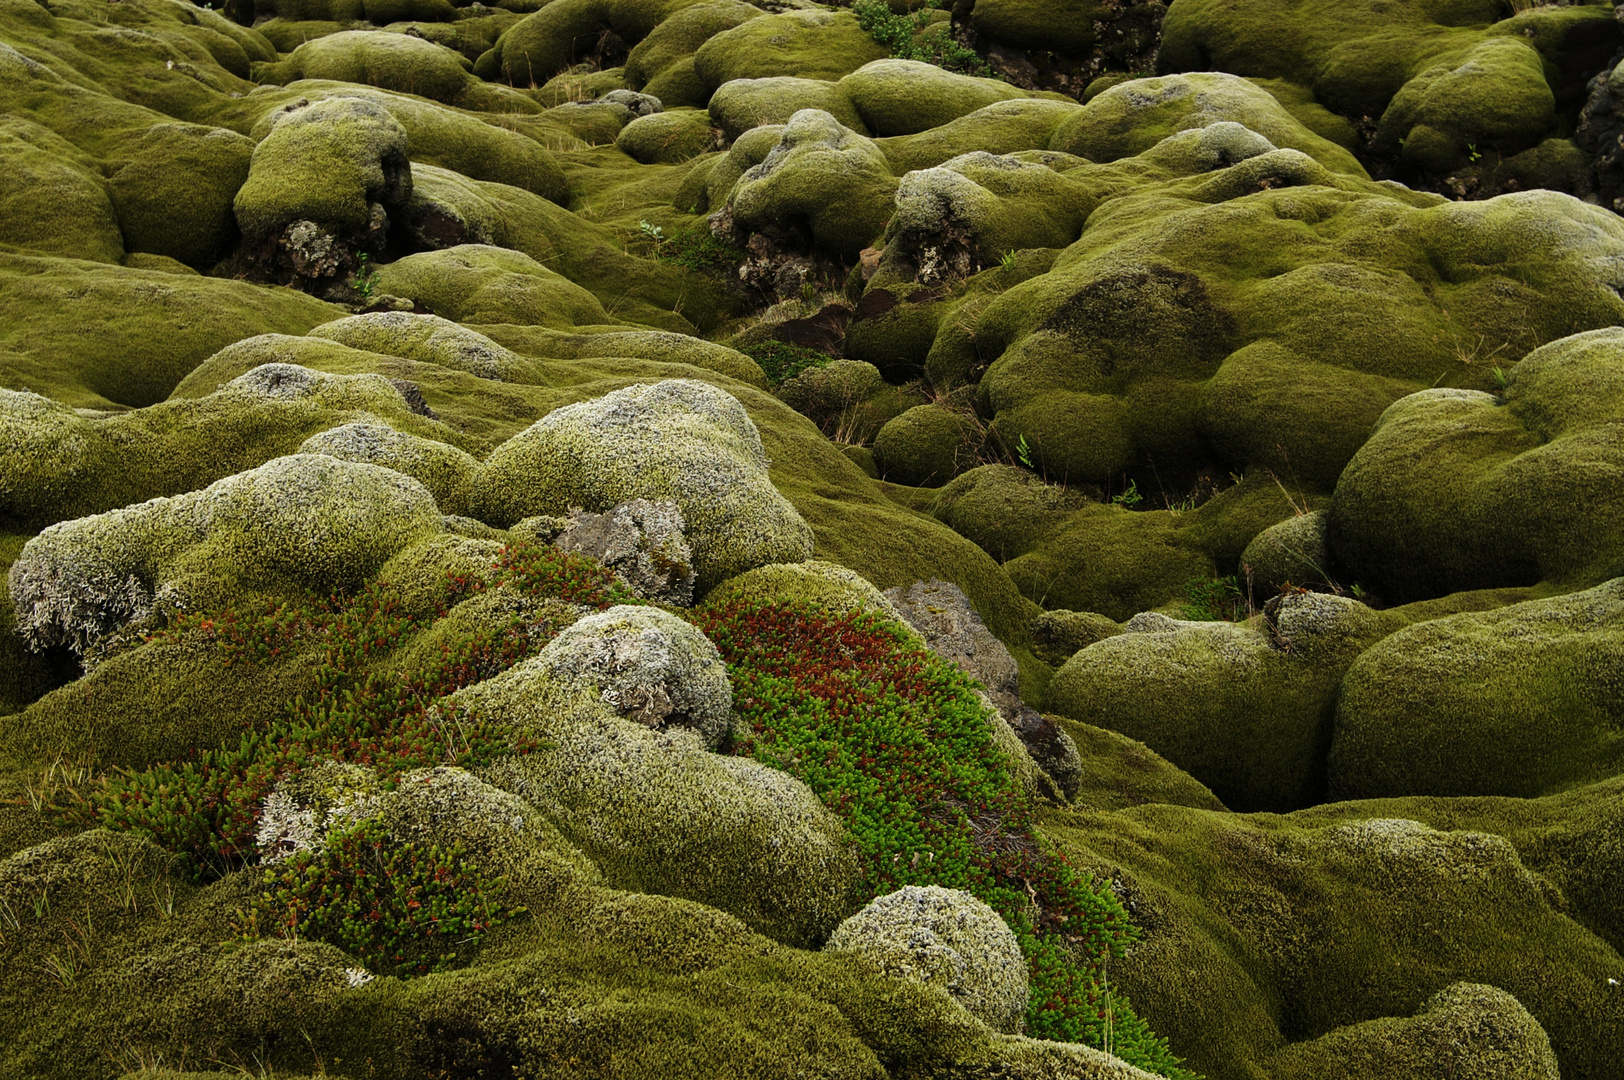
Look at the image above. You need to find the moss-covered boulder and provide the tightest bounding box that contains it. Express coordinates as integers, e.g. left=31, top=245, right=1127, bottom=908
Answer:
left=719, top=109, right=898, bottom=258
left=1328, top=578, right=1624, bottom=800
left=692, top=8, right=887, bottom=88
left=0, top=116, right=123, bottom=264
left=300, top=419, right=479, bottom=513
left=0, top=252, right=343, bottom=410
left=9, top=452, right=443, bottom=660
left=872, top=403, right=982, bottom=487
left=774, top=359, right=908, bottom=446
left=373, top=244, right=610, bottom=327
left=1241, top=509, right=1333, bottom=594
left=622, top=0, right=758, bottom=105
left=887, top=151, right=1096, bottom=275
left=307, top=311, right=528, bottom=380
left=534, top=605, right=731, bottom=746
left=233, top=96, right=412, bottom=272
left=473, top=379, right=812, bottom=591
left=464, top=668, right=860, bottom=946
left=1267, top=981, right=1560, bottom=1080
left=105, top=122, right=255, bottom=270
left=255, top=32, right=477, bottom=107
left=700, top=559, right=905, bottom=620
left=826, top=884, right=1029, bottom=1034
left=474, top=0, right=693, bottom=88
left=1328, top=328, right=1624, bottom=601
left=1047, top=593, right=1385, bottom=811
left=615, top=107, right=716, bottom=163
left=708, top=76, right=865, bottom=141
left=1050, top=73, right=1367, bottom=176
left=839, top=59, right=1031, bottom=138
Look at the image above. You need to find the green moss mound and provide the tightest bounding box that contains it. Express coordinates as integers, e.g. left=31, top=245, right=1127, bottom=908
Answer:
left=1328, top=327, right=1624, bottom=601
left=1329, top=578, right=1624, bottom=800
left=872, top=403, right=983, bottom=487
left=693, top=8, right=888, bottom=88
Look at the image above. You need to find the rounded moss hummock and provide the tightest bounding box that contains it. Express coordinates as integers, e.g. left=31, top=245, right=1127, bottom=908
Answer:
left=872, top=403, right=982, bottom=487
left=472, top=379, right=813, bottom=592
left=536, top=605, right=731, bottom=746
left=722, top=109, right=899, bottom=258
left=701, top=560, right=906, bottom=622
left=1328, top=578, right=1624, bottom=800
left=233, top=96, right=412, bottom=250
left=300, top=419, right=479, bottom=514
left=1267, top=980, right=1560, bottom=1080
left=9, top=453, right=444, bottom=660
left=825, top=884, right=1029, bottom=1034
left=308, top=311, right=528, bottom=380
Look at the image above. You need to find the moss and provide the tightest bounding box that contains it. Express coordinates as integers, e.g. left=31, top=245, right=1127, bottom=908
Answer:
left=233, top=96, right=411, bottom=249
left=826, top=885, right=1028, bottom=1034
left=1329, top=327, right=1624, bottom=601
left=615, top=107, right=717, bottom=164
left=308, top=311, right=529, bottom=380
left=692, top=9, right=889, bottom=89
left=242, top=85, right=567, bottom=204
left=464, top=671, right=861, bottom=947
left=535, top=604, right=733, bottom=745
left=255, top=31, right=478, bottom=108
left=1057, top=717, right=1226, bottom=813
left=491, top=326, right=766, bottom=386
left=300, top=419, right=480, bottom=514
left=724, top=109, right=899, bottom=258
left=104, top=122, right=255, bottom=270
left=1049, top=73, right=1369, bottom=176
left=1266, top=981, right=1560, bottom=1080
left=839, top=59, right=1030, bottom=138
left=1028, top=609, right=1122, bottom=667
left=701, top=560, right=905, bottom=622
left=1047, top=594, right=1386, bottom=811
left=8, top=453, right=444, bottom=661
left=1197, top=340, right=1418, bottom=490
left=0, top=252, right=343, bottom=410
left=373, top=244, right=611, bottom=328
left=775, top=359, right=909, bottom=446
left=1328, top=578, right=1624, bottom=801
left=968, top=0, right=1106, bottom=55
left=0, top=115, right=123, bottom=264
left=472, top=379, right=813, bottom=592
left=373, top=533, right=506, bottom=619
left=876, top=98, right=1085, bottom=173
left=872, top=404, right=983, bottom=488
left=886, top=151, right=1098, bottom=270
left=1241, top=510, right=1333, bottom=594
left=1373, top=37, right=1555, bottom=174
left=708, top=76, right=867, bottom=141
left=624, top=0, right=760, bottom=103
left=474, top=0, right=695, bottom=88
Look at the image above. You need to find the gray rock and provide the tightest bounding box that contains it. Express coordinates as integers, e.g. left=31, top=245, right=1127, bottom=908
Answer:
left=554, top=498, right=697, bottom=606
left=536, top=605, right=732, bottom=747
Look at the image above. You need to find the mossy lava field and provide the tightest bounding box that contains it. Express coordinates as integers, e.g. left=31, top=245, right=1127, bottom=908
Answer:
left=1, top=0, right=1622, bottom=1077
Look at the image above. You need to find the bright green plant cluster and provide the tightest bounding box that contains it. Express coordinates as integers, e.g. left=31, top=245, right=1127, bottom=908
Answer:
left=693, top=599, right=1190, bottom=1076
left=82, top=544, right=635, bottom=876
left=1182, top=575, right=1247, bottom=622
left=645, top=222, right=745, bottom=273
left=746, top=339, right=833, bottom=385
left=239, top=816, right=514, bottom=978
left=853, top=0, right=997, bottom=78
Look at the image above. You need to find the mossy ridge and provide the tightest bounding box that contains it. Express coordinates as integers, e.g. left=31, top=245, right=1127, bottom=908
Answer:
left=1037, top=789, right=1624, bottom=1080
left=0, top=359, right=470, bottom=533
left=0, top=253, right=342, bottom=410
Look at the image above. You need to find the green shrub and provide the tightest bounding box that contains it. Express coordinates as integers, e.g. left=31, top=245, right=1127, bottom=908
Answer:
left=853, top=0, right=995, bottom=79
left=693, top=598, right=1190, bottom=1076
left=746, top=339, right=833, bottom=385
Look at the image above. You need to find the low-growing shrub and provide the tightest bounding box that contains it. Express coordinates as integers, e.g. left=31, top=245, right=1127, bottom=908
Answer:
left=238, top=816, right=513, bottom=978
left=694, top=599, right=1189, bottom=1075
